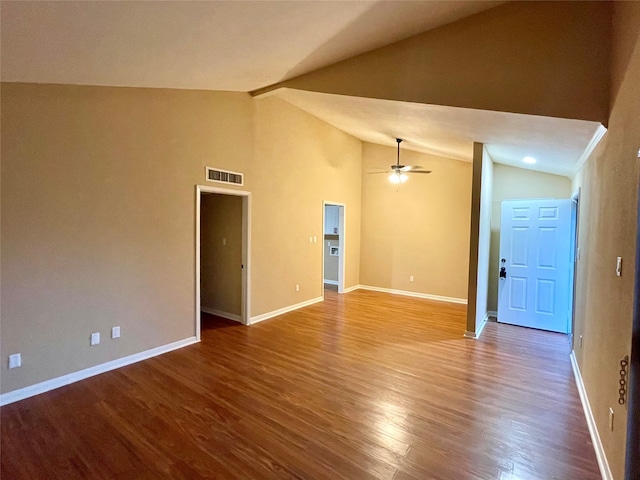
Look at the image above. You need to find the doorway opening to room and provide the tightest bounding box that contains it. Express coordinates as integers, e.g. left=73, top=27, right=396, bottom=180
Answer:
left=196, top=186, right=251, bottom=339
left=322, top=202, right=345, bottom=295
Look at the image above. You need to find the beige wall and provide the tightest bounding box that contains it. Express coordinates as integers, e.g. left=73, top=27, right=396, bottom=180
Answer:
left=571, top=2, right=640, bottom=477
left=256, top=2, right=611, bottom=124
left=488, top=164, right=572, bottom=312
left=360, top=142, right=471, bottom=300
left=0, top=84, right=362, bottom=394
left=200, top=193, right=243, bottom=317
left=0, top=83, right=254, bottom=393
left=251, top=97, right=362, bottom=314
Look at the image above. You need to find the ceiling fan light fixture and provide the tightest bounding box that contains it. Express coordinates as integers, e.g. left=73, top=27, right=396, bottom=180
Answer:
left=389, top=172, right=408, bottom=184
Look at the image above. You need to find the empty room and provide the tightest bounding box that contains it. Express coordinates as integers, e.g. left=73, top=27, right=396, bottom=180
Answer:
left=2, top=2, right=640, bottom=479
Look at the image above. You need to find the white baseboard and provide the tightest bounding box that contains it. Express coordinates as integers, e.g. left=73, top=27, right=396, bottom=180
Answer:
left=477, top=312, right=489, bottom=337
left=0, top=336, right=198, bottom=407
left=488, top=310, right=497, bottom=318
left=250, top=296, right=324, bottom=325
left=358, top=285, right=467, bottom=305
left=570, top=351, right=612, bottom=480
left=323, top=280, right=339, bottom=286
left=343, top=284, right=360, bottom=293
left=464, top=312, right=489, bottom=339
left=201, top=306, right=242, bottom=323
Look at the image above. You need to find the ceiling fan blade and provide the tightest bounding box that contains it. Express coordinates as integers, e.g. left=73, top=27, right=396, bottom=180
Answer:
left=367, top=171, right=391, bottom=174
left=400, top=165, right=423, bottom=171
left=408, top=170, right=432, bottom=174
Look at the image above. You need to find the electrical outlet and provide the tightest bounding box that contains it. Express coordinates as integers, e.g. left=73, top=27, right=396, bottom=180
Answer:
left=409, top=275, right=414, bottom=282
left=609, top=407, right=614, bottom=431
left=111, top=326, right=121, bottom=339
left=295, top=284, right=300, bottom=292
left=90, top=332, right=100, bottom=346
left=9, top=353, right=21, bottom=369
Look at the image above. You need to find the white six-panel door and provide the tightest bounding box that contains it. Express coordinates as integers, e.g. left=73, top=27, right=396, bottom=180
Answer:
left=497, top=199, right=572, bottom=333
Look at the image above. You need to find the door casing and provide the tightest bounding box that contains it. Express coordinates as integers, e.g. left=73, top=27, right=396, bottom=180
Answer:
left=195, top=185, right=251, bottom=337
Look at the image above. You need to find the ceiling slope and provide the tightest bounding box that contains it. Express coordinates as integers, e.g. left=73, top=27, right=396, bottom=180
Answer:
left=0, top=1, right=502, bottom=92
left=254, top=1, right=612, bottom=125
left=271, top=88, right=603, bottom=177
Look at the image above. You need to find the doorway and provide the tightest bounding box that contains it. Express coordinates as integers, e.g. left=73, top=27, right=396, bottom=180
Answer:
left=196, top=185, right=251, bottom=339
left=322, top=201, right=346, bottom=294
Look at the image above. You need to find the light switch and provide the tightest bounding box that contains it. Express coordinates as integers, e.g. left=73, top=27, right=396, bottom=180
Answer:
left=222, top=237, right=227, bottom=246
left=616, top=256, right=623, bottom=276
left=90, top=332, right=100, bottom=346
left=609, top=407, right=615, bottom=431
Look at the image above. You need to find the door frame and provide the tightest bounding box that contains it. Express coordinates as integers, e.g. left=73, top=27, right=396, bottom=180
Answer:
left=569, top=188, right=581, bottom=342
left=322, top=201, right=346, bottom=294
left=195, top=185, right=251, bottom=339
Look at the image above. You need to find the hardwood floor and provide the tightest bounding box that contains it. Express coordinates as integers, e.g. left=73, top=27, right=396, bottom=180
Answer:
left=1, top=289, right=600, bottom=480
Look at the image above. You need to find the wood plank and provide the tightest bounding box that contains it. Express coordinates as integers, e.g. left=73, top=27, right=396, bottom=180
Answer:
left=1, top=289, right=600, bottom=479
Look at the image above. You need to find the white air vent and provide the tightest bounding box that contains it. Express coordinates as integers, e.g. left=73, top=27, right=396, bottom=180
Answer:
left=205, top=167, right=244, bottom=186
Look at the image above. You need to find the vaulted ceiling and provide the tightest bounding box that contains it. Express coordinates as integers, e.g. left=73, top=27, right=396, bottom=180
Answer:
left=0, top=1, right=502, bottom=91
left=1, top=1, right=607, bottom=177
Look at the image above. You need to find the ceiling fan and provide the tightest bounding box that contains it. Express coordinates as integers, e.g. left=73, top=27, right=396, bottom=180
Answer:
left=369, top=138, right=432, bottom=183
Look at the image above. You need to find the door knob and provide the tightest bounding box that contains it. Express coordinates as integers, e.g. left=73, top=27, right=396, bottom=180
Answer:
left=500, top=267, right=507, bottom=279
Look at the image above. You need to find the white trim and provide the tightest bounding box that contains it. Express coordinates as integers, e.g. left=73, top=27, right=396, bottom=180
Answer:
left=571, top=125, right=607, bottom=179
left=477, top=312, right=489, bottom=336
left=323, top=280, right=339, bottom=286
left=571, top=187, right=581, bottom=202
left=464, top=312, right=489, bottom=339
left=570, top=351, right=613, bottom=480
left=250, top=296, right=323, bottom=325
left=201, top=307, right=242, bottom=323
left=0, top=337, right=198, bottom=406
left=487, top=310, right=498, bottom=318
left=343, top=284, right=361, bottom=293
left=358, top=285, right=467, bottom=304
left=196, top=185, right=252, bottom=337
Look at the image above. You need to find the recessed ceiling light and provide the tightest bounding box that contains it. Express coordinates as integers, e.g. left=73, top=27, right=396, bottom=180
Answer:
left=523, top=156, right=537, bottom=164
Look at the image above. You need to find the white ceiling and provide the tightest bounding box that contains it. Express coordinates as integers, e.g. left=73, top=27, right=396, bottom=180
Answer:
left=1, top=0, right=602, bottom=177
left=269, top=89, right=603, bottom=177
left=0, top=0, right=502, bottom=92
